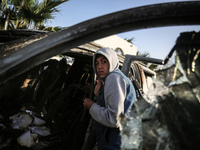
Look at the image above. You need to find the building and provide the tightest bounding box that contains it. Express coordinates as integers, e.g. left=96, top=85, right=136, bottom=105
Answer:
left=94, top=35, right=137, bottom=56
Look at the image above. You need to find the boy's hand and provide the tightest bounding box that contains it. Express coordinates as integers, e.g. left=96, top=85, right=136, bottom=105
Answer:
left=94, top=78, right=102, bottom=97
left=83, top=98, right=94, bottom=109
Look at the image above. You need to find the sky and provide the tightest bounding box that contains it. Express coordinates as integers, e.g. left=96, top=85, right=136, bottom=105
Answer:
left=47, top=0, right=200, bottom=60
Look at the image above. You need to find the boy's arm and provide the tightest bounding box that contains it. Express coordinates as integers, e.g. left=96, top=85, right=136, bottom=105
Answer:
left=89, top=73, right=126, bottom=128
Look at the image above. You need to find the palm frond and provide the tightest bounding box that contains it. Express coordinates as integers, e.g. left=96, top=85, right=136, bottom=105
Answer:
left=1, top=0, right=68, bottom=30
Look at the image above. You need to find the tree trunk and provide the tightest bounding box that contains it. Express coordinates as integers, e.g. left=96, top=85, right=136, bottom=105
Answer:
left=4, top=12, right=10, bottom=30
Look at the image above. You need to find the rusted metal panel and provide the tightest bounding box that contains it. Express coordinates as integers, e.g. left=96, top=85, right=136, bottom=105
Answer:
left=121, top=55, right=163, bottom=76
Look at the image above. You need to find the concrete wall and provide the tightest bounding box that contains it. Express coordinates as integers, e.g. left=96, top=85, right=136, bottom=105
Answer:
left=93, top=35, right=137, bottom=55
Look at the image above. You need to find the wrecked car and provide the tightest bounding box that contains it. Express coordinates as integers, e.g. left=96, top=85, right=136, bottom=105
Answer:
left=0, top=32, right=155, bottom=149
left=0, top=30, right=156, bottom=149
left=0, top=1, right=200, bottom=150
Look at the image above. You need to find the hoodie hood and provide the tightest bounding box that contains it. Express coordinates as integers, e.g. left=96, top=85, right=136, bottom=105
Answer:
left=93, top=47, right=119, bottom=80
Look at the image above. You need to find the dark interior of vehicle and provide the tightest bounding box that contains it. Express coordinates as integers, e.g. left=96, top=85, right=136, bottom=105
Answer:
left=0, top=54, right=95, bottom=149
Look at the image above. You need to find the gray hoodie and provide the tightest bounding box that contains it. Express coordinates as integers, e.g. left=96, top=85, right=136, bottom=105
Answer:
left=89, top=47, right=127, bottom=128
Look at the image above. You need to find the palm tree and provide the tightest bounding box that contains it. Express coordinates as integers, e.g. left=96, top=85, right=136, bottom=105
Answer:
left=124, top=37, right=134, bottom=44
left=38, top=25, right=65, bottom=32
left=0, top=0, right=69, bottom=30
left=0, top=0, right=14, bottom=30
left=19, top=0, right=69, bottom=29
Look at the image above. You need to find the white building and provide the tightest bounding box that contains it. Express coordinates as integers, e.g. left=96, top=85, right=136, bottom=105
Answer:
left=51, top=34, right=137, bottom=64
left=94, top=35, right=137, bottom=56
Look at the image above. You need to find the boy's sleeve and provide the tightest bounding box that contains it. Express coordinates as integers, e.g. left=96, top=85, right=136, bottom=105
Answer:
left=89, top=73, right=126, bottom=128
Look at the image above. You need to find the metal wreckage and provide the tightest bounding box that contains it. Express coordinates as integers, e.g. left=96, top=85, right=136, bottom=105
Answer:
left=0, top=1, right=200, bottom=150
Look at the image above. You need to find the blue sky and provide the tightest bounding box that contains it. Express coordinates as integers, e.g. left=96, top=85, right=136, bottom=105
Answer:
left=48, top=0, right=200, bottom=59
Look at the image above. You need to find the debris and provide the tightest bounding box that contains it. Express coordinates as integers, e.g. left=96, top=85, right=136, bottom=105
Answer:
left=17, top=130, right=38, bottom=147
left=29, top=126, right=51, bottom=137
left=11, top=113, right=33, bottom=130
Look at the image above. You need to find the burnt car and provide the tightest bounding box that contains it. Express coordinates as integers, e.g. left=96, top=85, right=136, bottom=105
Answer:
left=0, top=31, right=155, bottom=149
left=0, top=1, right=200, bottom=150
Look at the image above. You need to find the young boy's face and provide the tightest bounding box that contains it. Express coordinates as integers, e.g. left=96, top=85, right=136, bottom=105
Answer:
left=95, top=55, right=109, bottom=79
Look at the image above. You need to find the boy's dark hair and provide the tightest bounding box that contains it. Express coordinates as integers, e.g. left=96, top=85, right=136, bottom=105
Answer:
left=95, top=54, right=102, bottom=60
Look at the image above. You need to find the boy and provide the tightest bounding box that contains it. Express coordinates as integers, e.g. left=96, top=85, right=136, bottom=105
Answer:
left=83, top=47, right=136, bottom=150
